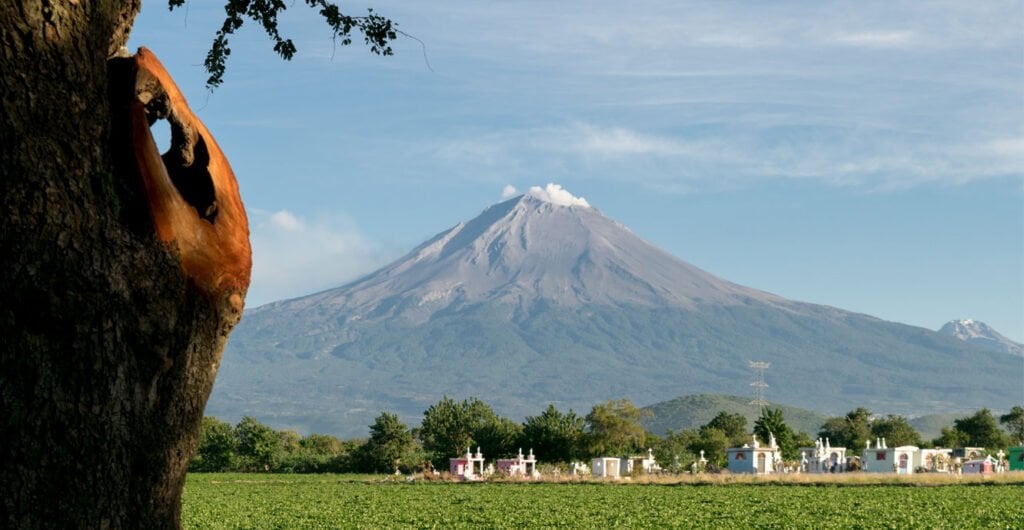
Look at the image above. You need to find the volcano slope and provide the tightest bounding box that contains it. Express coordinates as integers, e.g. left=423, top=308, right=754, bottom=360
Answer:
left=209, top=195, right=1021, bottom=437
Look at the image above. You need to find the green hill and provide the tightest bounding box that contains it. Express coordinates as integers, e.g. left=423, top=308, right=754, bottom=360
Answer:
left=641, top=394, right=830, bottom=437
left=908, top=413, right=968, bottom=442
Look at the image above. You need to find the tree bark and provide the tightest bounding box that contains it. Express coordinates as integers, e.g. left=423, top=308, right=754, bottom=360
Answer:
left=1, top=2, right=249, bottom=527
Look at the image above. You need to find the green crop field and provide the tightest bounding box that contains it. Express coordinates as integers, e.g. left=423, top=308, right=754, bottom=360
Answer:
left=183, top=474, right=1024, bottom=529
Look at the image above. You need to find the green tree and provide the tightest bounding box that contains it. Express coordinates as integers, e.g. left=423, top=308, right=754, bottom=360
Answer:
left=418, top=396, right=498, bottom=467
left=584, top=399, right=648, bottom=457
left=474, top=416, right=524, bottom=459
left=327, top=438, right=371, bottom=473
left=362, top=412, right=414, bottom=473
left=818, top=407, right=873, bottom=453
left=235, top=416, right=283, bottom=471
left=870, top=415, right=922, bottom=447
left=792, top=430, right=814, bottom=453
left=999, top=405, right=1024, bottom=445
left=933, top=426, right=969, bottom=448
left=279, top=430, right=303, bottom=455
left=296, top=433, right=358, bottom=473
left=273, top=431, right=347, bottom=473
left=300, top=433, right=346, bottom=456
left=667, top=411, right=750, bottom=468
left=521, top=404, right=585, bottom=463
left=754, top=408, right=799, bottom=459
left=651, top=429, right=700, bottom=471
left=952, top=408, right=1011, bottom=449
left=191, top=417, right=238, bottom=472
left=690, top=427, right=731, bottom=468
left=419, top=396, right=472, bottom=462
left=453, top=397, right=523, bottom=459
left=701, top=411, right=748, bottom=447
left=0, top=2, right=398, bottom=526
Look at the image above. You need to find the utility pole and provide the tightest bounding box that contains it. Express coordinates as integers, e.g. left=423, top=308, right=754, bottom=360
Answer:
left=749, top=360, right=770, bottom=414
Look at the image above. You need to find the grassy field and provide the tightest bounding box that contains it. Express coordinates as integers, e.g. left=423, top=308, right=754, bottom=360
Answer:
left=183, top=473, right=1024, bottom=529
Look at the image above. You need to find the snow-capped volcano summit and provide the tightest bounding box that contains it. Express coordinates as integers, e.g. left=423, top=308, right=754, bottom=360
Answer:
left=939, top=319, right=1023, bottom=356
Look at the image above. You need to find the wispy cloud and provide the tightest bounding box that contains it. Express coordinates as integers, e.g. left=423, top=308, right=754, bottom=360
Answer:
left=571, top=124, right=693, bottom=157
left=246, top=209, right=392, bottom=306
left=427, top=122, right=1023, bottom=192
left=377, top=1, right=1021, bottom=66
left=269, top=210, right=303, bottom=231
left=982, top=137, right=1024, bottom=158
left=829, top=30, right=916, bottom=49
left=355, top=1, right=1021, bottom=194
left=222, top=0, right=1022, bottom=195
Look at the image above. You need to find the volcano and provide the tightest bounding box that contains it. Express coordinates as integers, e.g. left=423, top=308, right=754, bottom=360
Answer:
left=208, top=194, right=1022, bottom=437
left=939, top=319, right=1023, bottom=356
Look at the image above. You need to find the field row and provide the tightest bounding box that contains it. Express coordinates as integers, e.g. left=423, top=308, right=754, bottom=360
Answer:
left=183, top=474, right=1024, bottom=528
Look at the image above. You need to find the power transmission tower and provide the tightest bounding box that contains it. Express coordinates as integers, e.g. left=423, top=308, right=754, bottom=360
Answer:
left=749, top=360, right=770, bottom=414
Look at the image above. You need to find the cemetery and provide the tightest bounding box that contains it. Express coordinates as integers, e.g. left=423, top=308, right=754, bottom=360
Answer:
left=450, top=447, right=540, bottom=481
left=446, top=439, right=1020, bottom=480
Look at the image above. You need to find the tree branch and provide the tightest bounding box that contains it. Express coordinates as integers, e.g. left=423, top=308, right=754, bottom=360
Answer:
left=168, top=0, right=398, bottom=89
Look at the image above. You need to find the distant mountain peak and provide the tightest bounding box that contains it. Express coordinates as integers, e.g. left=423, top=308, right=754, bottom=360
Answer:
left=274, top=189, right=781, bottom=323
left=938, top=319, right=1023, bottom=356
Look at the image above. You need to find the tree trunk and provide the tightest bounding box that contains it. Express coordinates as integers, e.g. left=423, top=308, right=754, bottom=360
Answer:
left=0, top=2, right=249, bottom=527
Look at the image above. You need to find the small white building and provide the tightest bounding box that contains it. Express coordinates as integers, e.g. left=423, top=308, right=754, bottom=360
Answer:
left=916, top=448, right=953, bottom=473
left=952, top=447, right=986, bottom=460
left=620, top=449, right=661, bottom=475
left=450, top=447, right=486, bottom=481
left=861, top=438, right=918, bottom=474
left=592, top=449, right=661, bottom=478
left=962, top=455, right=998, bottom=474
left=727, top=434, right=782, bottom=475
left=591, top=457, right=622, bottom=478
left=799, top=437, right=847, bottom=473
left=497, top=448, right=539, bottom=478
left=568, top=461, right=590, bottom=477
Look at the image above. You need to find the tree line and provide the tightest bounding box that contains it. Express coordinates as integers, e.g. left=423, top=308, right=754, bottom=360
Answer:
left=192, top=400, right=1024, bottom=474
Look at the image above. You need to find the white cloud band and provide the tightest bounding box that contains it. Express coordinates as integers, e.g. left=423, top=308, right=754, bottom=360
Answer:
left=527, top=183, right=591, bottom=207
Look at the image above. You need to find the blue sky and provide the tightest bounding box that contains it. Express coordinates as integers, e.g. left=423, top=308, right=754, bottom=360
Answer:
left=130, top=1, right=1023, bottom=341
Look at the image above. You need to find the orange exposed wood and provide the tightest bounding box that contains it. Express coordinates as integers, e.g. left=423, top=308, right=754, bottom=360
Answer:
left=130, top=47, right=251, bottom=311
